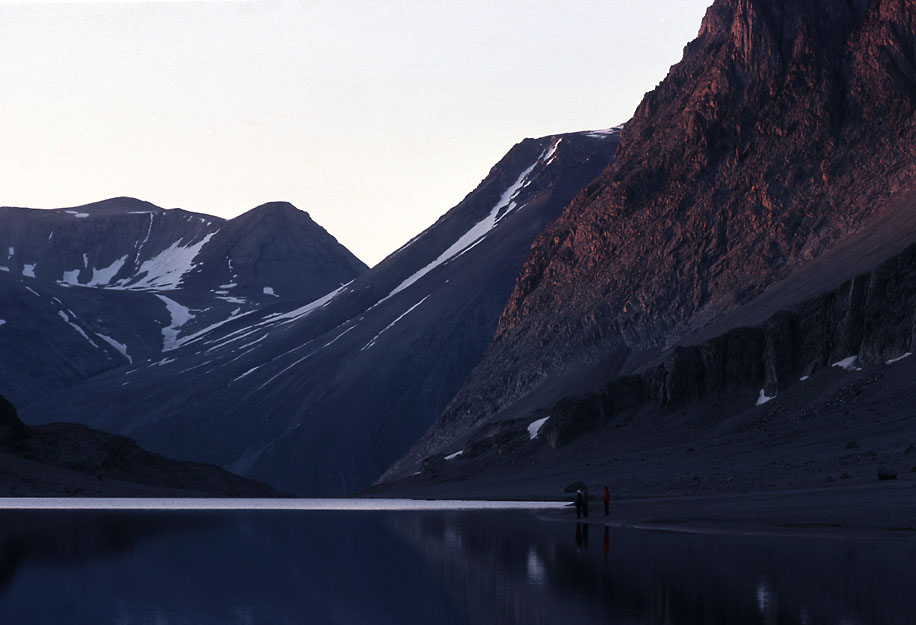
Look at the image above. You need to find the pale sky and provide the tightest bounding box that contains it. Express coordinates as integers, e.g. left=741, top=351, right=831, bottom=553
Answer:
left=0, top=0, right=712, bottom=266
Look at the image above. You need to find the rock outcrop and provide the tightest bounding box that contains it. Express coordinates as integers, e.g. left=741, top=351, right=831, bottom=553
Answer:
left=542, top=243, right=916, bottom=448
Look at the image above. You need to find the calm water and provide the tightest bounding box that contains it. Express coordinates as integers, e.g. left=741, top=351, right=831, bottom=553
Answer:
left=0, top=501, right=913, bottom=624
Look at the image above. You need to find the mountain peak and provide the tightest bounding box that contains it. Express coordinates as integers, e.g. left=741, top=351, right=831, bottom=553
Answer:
left=64, top=197, right=165, bottom=214
left=244, top=201, right=311, bottom=221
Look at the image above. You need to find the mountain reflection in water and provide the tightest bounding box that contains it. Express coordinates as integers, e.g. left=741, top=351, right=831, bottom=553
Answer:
left=0, top=508, right=912, bottom=624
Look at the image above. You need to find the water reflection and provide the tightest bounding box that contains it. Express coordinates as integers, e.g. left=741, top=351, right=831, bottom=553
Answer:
left=389, top=512, right=916, bottom=625
left=0, top=508, right=912, bottom=624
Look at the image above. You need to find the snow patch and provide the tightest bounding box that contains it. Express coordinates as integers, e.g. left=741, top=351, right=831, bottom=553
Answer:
left=87, top=255, right=127, bottom=286
left=799, top=375, right=810, bottom=382
left=65, top=210, right=89, bottom=218
left=22, top=263, right=36, bottom=278
left=0, top=267, right=8, bottom=272
left=756, top=389, right=775, bottom=406
left=444, top=451, right=463, bottom=461
left=156, top=294, right=194, bottom=351
left=584, top=124, right=624, bottom=138
left=127, top=232, right=215, bottom=290
left=362, top=295, right=429, bottom=351
left=263, top=287, right=277, bottom=297
left=96, top=333, right=132, bottom=363
left=542, top=137, right=562, bottom=166
left=528, top=416, right=549, bottom=440
left=832, top=356, right=861, bottom=371
left=7, top=247, right=13, bottom=257
left=61, top=269, right=81, bottom=285
left=886, top=352, right=912, bottom=365
left=0, top=320, right=6, bottom=327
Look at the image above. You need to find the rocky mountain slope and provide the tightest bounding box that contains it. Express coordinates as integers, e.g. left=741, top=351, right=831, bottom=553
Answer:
left=383, top=0, right=916, bottom=483
left=0, top=395, right=279, bottom=496
left=22, top=130, right=621, bottom=495
left=0, top=197, right=366, bottom=406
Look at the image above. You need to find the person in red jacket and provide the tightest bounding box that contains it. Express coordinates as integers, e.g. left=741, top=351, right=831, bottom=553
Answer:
left=602, top=486, right=610, bottom=516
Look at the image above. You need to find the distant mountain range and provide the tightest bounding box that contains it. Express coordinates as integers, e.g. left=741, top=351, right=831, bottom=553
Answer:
left=10, top=130, right=620, bottom=495
left=0, top=197, right=365, bottom=408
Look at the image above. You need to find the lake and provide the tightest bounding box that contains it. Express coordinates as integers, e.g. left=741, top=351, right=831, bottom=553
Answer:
left=0, top=499, right=913, bottom=624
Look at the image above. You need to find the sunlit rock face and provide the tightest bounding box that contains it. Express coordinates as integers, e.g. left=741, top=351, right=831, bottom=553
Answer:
left=389, top=0, right=916, bottom=477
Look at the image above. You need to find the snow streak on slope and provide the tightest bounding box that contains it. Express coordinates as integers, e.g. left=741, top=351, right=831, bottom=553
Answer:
left=57, top=310, right=99, bottom=348
left=361, top=295, right=430, bottom=351
left=380, top=141, right=557, bottom=303
left=96, top=333, right=132, bottom=363
left=268, top=282, right=351, bottom=325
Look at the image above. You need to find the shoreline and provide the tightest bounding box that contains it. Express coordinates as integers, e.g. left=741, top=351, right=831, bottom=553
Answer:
left=535, top=482, right=916, bottom=540
left=0, top=482, right=913, bottom=541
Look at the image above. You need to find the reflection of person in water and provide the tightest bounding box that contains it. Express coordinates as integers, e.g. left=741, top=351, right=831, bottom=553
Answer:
left=582, top=488, right=589, bottom=518
left=575, top=490, right=583, bottom=519
left=582, top=522, right=589, bottom=549
left=603, top=526, right=609, bottom=558
left=575, top=523, right=583, bottom=550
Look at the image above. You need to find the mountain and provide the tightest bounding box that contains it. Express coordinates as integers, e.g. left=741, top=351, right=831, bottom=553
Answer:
left=380, top=0, right=916, bottom=488
left=0, top=197, right=367, bottom=407
left=0, top=395, right=280, bottom=496
left=21, top=130, right=621, bottom=495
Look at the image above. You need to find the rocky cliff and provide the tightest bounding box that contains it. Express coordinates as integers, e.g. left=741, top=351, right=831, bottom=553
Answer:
left=390, top=0, right=916, bottom=475
left=542, top=242, right=916, bottom=448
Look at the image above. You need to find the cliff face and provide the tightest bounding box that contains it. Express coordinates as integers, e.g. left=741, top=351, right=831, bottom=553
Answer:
left=543, top=242, right=916, bottom=448
left=415, top=0, right=916, bottom=456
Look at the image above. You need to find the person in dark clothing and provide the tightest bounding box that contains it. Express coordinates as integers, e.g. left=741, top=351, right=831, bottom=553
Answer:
left=575, top=490, right=583, bottom=519
left=582, top=487, right=589, bottom=518
left=603, top=486, right=610, bottom=516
